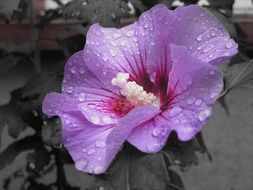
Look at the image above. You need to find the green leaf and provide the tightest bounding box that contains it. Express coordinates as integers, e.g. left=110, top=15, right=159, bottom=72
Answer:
left=0, top=0, right=21, bottom=21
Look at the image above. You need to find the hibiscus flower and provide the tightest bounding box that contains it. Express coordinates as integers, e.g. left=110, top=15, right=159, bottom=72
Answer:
left=43, top=4, right=237, bottom=174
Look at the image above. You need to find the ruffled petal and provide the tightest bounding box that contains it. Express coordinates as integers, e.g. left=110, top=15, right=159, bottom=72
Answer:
left=43, top=94, right=160, bottom=174
left=62, top=51, right=122, bottom=125
left=137, top=4, right=237, bottom=65
left=84, top=16, right=172, bottom=91
left=162, top=44, right=223, bottom=141
left=127, top=115, right=171, bottom=153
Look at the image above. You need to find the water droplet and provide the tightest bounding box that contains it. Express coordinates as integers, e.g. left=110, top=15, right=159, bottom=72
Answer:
left=198, top=108, right=212, bottom=121
left=75, top=160, right=87, bottom=170
left=95, top=140, right=106, bottom=148
left=225, top=41, right=233, bottom=49
left=97, top=156, right=102, bottom=161
left=110, top=40, right=117, bottom=47
left=113, top=33, right=121, bottom=39
left=102, top=116, right=111, bottom=124
left=126, top=30, right=134, bottom=37
left=211, top=30, right=216, bottom=36
left=185, top=75, right=192, bottom=85
left=152, top=128, right=160, bottom=137
left=67, top=86, right=73, bottom=94
left=210, top=70, right=215, bottom=75
left=88, top=149, right=95, bottom=155
left=210, top=92, right=218, bottom=98
left=196, top=34, right=202, bottom=42
left=90, top=116, right=100, bottom=124
left=78, top=93, right=86, bottom=102
left=202, top=44, right=214, bottom=53
left=120, top=40, right=126, bottom=46
left=168, top=107, right=182, bottom=117
left=195, top=99, right=202, bottom=106
left=186, top=97, right=196, bottom=105
left=79, top=67, right=85, bottom=74
left=110, top=49, right=117, bottom=57
left=188, top=46, right=193, bottom=50
left=197, top=46, right=202, bottom=50
left=82, top=148, right=87, bottom=152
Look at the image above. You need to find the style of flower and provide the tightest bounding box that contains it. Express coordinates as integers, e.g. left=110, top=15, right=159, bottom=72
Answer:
left=42, top=4, right=237, bottom=174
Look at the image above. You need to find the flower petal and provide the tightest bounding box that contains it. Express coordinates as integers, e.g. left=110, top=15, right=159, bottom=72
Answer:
left=43, top=92, right=159, bottom=174
left=62, top=51, right=122, bottom=125
left=170, top=5, right=238, bottom=65
left=127, top=115, right=171, bottom=153
left=163, top=44, right=223, bottom=141
left=137, top=4, right=237, bottom=65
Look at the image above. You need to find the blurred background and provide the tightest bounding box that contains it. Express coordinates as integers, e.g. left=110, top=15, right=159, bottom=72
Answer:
left=0, top=0, right=252, bottom=190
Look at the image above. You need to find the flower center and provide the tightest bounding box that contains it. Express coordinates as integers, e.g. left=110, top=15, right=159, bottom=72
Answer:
left=111, top=72, right=159, bottom=107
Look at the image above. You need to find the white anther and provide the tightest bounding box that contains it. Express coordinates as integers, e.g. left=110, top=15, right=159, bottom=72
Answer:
left=111, top=72, right=159, bottom=107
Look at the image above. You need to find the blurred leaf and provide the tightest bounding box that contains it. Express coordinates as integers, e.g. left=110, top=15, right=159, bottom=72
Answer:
left=224, top=60, right=253, bottom=92
left=218, top=95, right=229, bottom=115
left=0, top=36, right=33, bottom=55
left=26, top=146, right=50, bottom=174
left=0, top=0, right=21, bottom=21
left=41, top=118, right=62, bottom=147
left=57, top=34, right=85, bottom=57
left=100, top=144, right=184, bottom=190
left=207, top=0, right=234, bottom=11
left=194, top=132, right=212, bottom=161
left=0, top=55, right=21, bottom=75
left=179, top=0, right=199, bottom=5
left=0, top=102, right=27, bottom=139
left=0, top=135, right=42, bottom=170
left=163, top=146, right=198, bottom=171
left=36, top=9, right=62, bottom=30
left=63, top=0, right=130, bottom=26
left=21, top=72, right=61, bottom=109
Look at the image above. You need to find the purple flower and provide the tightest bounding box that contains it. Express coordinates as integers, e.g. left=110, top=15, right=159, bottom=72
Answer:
left=42, top=4, right=237, bottom=174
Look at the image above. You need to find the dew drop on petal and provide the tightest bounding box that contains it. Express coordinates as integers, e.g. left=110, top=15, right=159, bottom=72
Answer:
left=90, top=116, right=100, bottom=124
left=87, top=149, right=95, bottom=155
left=186, top=97, right=196, bottom=105
left=168, top=106, right=182, bottom=117
left=126, top=30, right=134, bottom=37
left=152, top=127, right=160, bottom=137
left=78, top=93, right=86, bottom=102
left=198, top=108, right=212, bottom=121
left=184, top=75, right=192, bottom=85
left=210, top=92, right=218, bottom=99
left=225, top=42, right=233, bottom=49
left=195, top=99, right=202, bottom=106
left=95, top=140, right=106, bottom=148
left=75, top=160, right=87, bottom=170
left=110, top=49, right=117, bottom=57
left=196, top=34, right=202, bottom=42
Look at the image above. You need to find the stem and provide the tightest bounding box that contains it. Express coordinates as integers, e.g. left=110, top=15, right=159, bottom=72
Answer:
left=54, top=149, right=68, bottom=190
left=30, top=0, right=41, bottom=73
